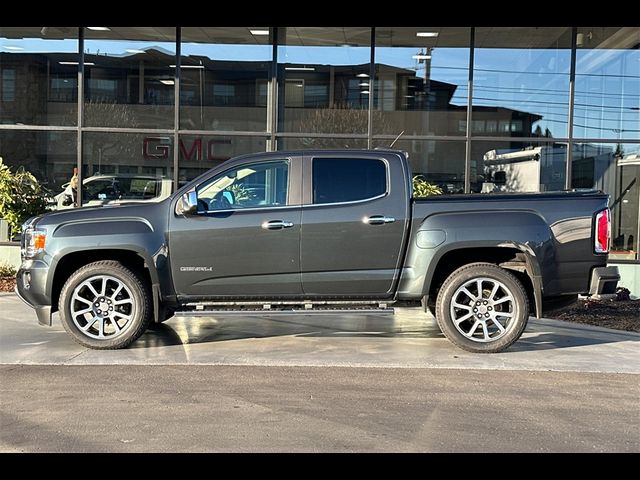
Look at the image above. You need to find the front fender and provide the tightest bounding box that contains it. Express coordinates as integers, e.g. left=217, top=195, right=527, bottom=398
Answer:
left=45, top=217, right=169, bottom=304
left=397, top=210, right=553, bottom=313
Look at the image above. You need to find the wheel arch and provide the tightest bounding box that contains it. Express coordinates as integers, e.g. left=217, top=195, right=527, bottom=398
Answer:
left=424, top=244, right=543, bottom=318
left=50, top=248, right=160, bottom=319
left=398, top=210, right=550, bottom=317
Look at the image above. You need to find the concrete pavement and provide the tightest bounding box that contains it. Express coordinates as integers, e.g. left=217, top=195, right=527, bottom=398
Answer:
left=0, top=293, right=638, bottom=373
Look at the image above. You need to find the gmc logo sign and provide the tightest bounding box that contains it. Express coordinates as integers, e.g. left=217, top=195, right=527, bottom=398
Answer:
left=143, top=137, right=232, bottom=161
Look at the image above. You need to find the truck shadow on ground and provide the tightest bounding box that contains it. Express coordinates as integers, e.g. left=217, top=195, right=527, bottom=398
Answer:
left=132, top=315, right=638, bottom=352
left=136, top=315, right=443, bottom=349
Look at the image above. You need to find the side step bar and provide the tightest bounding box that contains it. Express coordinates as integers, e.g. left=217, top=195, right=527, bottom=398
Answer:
left=174, top=308, right=395, bottom=317
left=174, top=300, right=395, bottom=317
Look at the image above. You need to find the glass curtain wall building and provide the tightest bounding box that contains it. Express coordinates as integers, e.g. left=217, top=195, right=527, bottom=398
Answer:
left=1, top=27, right=639, bottom=274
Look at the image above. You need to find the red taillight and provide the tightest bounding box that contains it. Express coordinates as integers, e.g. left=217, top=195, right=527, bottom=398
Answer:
left=595, top=209, right=610, bottom=254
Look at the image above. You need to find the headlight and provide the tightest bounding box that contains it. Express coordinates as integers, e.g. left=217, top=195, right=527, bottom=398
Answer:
left=22, top=227, right=47, bottom=259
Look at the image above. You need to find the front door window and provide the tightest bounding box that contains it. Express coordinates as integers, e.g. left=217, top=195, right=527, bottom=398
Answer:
left=196, top=160, right=289, bottom=211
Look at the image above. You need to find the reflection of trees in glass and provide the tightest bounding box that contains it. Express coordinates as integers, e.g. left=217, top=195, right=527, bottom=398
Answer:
left=533, top=125, right=553, bottom=138
left=84, top=101, right=139, bottom=174
left=294, top=106, right=390, bottom=149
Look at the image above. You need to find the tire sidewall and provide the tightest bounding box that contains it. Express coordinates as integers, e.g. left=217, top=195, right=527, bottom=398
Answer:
left=59, top=262, right=148, bottom=349
left=436, top=263, right=529, bottom=353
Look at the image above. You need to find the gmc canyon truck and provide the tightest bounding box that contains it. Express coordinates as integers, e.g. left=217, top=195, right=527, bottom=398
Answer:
left=16, top=149, right=619, bottom=353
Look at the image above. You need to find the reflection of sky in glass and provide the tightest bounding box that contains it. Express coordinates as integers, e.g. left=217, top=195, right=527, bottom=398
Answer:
left=1, top=37, right=77, bottom=53
left=575, top=49, right=640, bottom=140
left=182, top=43, right=271, bottom=61
left=84, top=40, right=176, bottom=55
left=474, top=48, right=571, bottom=138
left=277, top=45, right=369, bottom=65
left=3, top=36, right=638, bottom=142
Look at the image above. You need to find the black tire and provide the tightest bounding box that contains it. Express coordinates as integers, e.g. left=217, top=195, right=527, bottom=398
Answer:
left=58, top=260, right=152, bottom=349
left=435, top=262, right=529, bottom=353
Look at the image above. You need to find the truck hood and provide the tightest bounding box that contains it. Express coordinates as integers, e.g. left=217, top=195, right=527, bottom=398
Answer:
left=34, top=198, right=172, bottom=228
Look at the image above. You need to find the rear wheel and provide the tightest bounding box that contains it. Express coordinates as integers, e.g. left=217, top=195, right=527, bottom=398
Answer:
left=58, top=260, right=152, bottom=349
left=435, top=262, right=529, bottom=353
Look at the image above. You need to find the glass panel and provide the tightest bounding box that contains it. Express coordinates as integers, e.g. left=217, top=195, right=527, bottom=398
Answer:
left=180, top=27, right=272, bottom=132
left=373, top=138, right=466, bottom=194
left=574, top=27, right=640, bottom=141
left=0, top=130, right=77, bottom=201
left=573, top=142, right=639, bottom=260
left=82, top=132, right=173, bottom=206
left=83, top=27, right=176, bottom=128
left=312, top=158, right=386, bottom=204
left=373, top=27, right=470, bottom=136
left=197, top=160, right=289, bottom=210
left=178, top=134, right=268, bottom=183
left=277, top=27, right=371, bottom=134
left=473, top=27, right=572, bottom=138
left=0, top=27, right=78, bottom=125
left=470, top=140, right=566, bottom=193
left=277, top=136, right=368, bottom=150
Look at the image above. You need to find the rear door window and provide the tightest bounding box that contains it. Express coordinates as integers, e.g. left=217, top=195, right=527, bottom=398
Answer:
left=312, top=158, right=387, bottom=204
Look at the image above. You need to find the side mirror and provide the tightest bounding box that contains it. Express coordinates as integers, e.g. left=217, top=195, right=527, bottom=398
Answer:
left=177, top=189, right=198, bottom=216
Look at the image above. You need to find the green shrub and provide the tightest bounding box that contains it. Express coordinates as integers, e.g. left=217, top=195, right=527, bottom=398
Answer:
left=413, top=175, right=443, bottom=197
left=0, top=158, right=50, bottom=238
left=0, top=262, right=17, bottom=277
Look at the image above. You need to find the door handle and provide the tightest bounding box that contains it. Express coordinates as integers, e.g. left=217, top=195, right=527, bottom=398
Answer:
left=366, top=215, right=396, bottom=225
left=262, top=220, right=294, bottom=230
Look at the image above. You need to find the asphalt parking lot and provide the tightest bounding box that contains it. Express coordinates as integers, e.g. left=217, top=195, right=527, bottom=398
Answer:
left=1, top=292, right=639, bottom=452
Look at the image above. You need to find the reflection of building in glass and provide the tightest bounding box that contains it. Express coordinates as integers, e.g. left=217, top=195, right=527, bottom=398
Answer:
left=1, top=50, right=545, bottom=192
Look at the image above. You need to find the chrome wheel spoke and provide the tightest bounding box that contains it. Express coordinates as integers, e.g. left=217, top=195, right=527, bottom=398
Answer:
left=86, top=282, right=100, bottom=298
left=100, top=278, right=107, bottom=296
left=481, top=322, right=490, bottom=340
left=74, top=307, right=93, bottom=317
left=489, top=283, right=500, bottom=302
left=111, top=284, right=124, bottom=301
left=81, top=316, right=99, bottom=331
left=453, top=302, right=472, bottom=311
left=98, top=318, right=105, bottom=337
left=72, top=294, right=93, bottom=306
left=476, top=279, right=484, bottom=299
left=454, top=312, right=474, bottom=325
left=493, top=296, right=513, bottom=305
left=460, top=287, right=476, bottom=302
left=111, top=318, right=122, bottom=334
left=114, top=298, right=133, bottom=306
left=468, top=320, right=481, bottom=336
left=491, top=317, right=506, bottom=333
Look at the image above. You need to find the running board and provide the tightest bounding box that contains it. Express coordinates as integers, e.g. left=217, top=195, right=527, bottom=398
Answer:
left=174, top=300, right=395, bottom=316
left=174, top=308, right=395, bottom=317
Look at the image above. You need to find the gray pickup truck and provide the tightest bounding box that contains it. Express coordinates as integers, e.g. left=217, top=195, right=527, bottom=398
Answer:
left=16, top=149, right=619, bottom=353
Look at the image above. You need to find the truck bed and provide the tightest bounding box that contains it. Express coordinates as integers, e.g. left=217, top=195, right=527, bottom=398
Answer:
left=406, top=190, right=610, bottom=297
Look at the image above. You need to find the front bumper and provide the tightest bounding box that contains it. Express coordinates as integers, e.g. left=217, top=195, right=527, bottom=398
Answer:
left=15, top=259, right=53, bottom=326
left=588, top=266, right=620, bottom=301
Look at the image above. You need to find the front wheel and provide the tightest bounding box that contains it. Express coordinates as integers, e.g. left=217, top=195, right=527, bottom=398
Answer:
left=435, top=262, right=529, bottom=353
left=58, top=260, right=152, bottom=349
